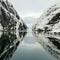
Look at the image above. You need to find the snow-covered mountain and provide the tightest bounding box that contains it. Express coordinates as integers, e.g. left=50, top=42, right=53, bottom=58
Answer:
left=0, top=0, right=27, bottom=59
left=0, top=0, right=27, bottom=31
left=23, top=17, right=37, bottom=30
left=23, top=17, right=37, bottom=24
left=23, top=17, right=37, bottom=32
left=33, top=2, right=60, bottom=34
left=32, top=2, right=60, bottom=60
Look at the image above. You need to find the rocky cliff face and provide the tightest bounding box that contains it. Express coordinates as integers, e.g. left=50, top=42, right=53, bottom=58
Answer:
left=33, top=2, right=60, bottom=34
left=0, top=0, right=27, bottom=31
left=0, top=0, right=27, bottom=59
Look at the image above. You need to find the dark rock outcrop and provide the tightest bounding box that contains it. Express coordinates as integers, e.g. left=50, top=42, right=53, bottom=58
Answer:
left=32, top=1, right=60, bottom=60
left=0, top=0, right=27, bottom=31
left=0, top=0, right=27, bottom=59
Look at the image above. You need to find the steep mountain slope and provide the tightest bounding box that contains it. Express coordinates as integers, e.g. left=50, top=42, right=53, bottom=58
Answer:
left=32, top=2, right=60, bottom=60
left=0, top=0, right=27, bottom=31
left=33, top=2, right=60, bottom=34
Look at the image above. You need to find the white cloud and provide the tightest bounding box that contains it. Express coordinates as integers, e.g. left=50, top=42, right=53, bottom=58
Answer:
left=19, top=11, right=42, bottom=19
left=19, top=11, right=43, bottom=18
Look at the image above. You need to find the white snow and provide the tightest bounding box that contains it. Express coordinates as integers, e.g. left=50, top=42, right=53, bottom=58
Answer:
left=34, top=1, right=60, bottom=32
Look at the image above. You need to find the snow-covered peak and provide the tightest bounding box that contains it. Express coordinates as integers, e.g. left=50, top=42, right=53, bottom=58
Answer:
left=33, top=1, right=60, bottom=33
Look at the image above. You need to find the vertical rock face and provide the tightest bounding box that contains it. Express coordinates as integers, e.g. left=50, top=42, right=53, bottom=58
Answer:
left=0, top=0, right=27, bottom=60
left=0, top=0, right=27, bottom=31
left=33, top=2, right=60, bottom=34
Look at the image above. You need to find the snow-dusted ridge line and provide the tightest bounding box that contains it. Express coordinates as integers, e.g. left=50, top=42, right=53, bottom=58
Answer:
left=33, top=1, right=60, bottom=33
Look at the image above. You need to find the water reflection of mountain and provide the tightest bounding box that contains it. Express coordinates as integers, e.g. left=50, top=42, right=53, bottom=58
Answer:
left=0, top=31, right=27, bottom=60
left=33, top=32, right=60, bottom=60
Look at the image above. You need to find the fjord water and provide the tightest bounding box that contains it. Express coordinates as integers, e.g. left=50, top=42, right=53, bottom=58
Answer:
left=10, top=30, right=56, bottom=60
left=0, top=30, right=59, bottom=60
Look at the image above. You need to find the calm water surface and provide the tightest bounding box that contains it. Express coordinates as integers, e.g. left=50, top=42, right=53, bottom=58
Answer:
left=10, top=31, right=56, bottom=60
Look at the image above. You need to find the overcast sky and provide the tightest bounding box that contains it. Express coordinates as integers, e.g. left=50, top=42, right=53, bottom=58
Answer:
left=9, top=0, right=57, bottom=18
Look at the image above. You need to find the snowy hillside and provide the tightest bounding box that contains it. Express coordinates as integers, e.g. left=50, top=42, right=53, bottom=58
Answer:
left=32, top=2, right=60, bottom=60
left=0, top=0, right=27, bottom=31
left=33, top=2, right=60, bottom=34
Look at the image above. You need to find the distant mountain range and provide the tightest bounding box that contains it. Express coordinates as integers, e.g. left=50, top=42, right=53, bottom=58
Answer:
left=23, top=17, right=37, bottom=24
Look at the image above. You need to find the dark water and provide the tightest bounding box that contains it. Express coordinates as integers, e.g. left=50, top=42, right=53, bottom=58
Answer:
left=0, top=31, right=59, bottom=60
